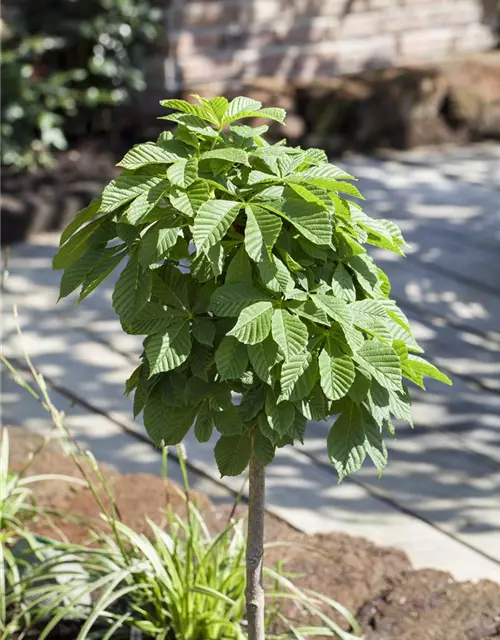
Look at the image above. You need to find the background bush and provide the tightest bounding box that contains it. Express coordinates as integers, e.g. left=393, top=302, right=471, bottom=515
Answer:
left=1, top=0, right=162, bottom=169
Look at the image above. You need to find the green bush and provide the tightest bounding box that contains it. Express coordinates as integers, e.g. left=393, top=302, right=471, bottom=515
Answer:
left=1, top=0, right=161, bottom=169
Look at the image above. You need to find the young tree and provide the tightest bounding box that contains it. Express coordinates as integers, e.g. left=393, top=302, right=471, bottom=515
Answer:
left=54, top=96, right=451, bottom=639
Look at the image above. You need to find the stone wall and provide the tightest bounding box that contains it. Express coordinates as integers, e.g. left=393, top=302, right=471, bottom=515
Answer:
left=149, top=0, right=498, bottom=95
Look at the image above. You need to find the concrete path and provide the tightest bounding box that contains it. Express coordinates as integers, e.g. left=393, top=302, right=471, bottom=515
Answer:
left=2, top=145, right=500, bottom=582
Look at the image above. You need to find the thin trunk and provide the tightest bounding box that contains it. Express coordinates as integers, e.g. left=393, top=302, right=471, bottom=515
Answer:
left=246, top=440, right=266, bottom=640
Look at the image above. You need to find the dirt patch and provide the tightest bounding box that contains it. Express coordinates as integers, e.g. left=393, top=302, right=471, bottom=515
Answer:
left=358, top=568, right=500, bottom=640
left=8, top=427, right=500, bottom=638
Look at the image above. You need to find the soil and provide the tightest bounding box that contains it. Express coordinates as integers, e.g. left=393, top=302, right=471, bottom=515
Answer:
left=6, top=427, right=500, bottom=639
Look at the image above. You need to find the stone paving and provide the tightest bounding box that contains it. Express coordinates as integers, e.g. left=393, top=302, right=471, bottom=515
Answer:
left=2, top=144, right=500, bottom=582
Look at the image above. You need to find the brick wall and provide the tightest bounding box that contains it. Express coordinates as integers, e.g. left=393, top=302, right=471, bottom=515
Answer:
left=149, top=0, right=497, bottom=94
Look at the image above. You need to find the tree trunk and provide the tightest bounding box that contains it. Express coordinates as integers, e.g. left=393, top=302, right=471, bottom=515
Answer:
left=246, top=439, right=266, bottom=640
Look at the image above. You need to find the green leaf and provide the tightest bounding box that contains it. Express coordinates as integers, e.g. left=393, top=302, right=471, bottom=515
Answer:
left=78, top=248, right=126, bottom=303
left=143, top=395, right=196, bottom=446
left=161, top=113, right=219, bottom=137
left=331, top=263, right=356, bottom=302
left=327, top=403, right=366, bottom=481
left=160, top=98, right=215, bottom=121
left=215, top=336, right=249, bottom=380
left=295, top=163, right=354, bottom=183
left=151, top=264, right=190, bottom=310
left=138, top=223, right=181, bottom=267
left=223, top=96, right=262, bottom=122
left=265, top=391, right=295, bottom=437
left=228, top=301, right=273, bottom=345
left=214, top=433, right=251, bottom=477
left=279, top=353, right=312, bottom=402
left=254, top=430, right=276, bottom=466
left=312, top=293, right=351, bottom=327
left=199, top=148, right=249, bottom=165
left=239, top=386, right=267, bottom=422
left=271, top=309, right=308, bottom=358
left=59, top=198, right=101, bottom=246
left=194, top=402, right=214, bottom=443
left=112, top=256, right=152, bottom=327
left=101, top=170, right=166, bottom=213
left=280, top=189, right=332, bottom=246
left=225, top=246, right=253, bottom=285
left=145, top=319, right=192, bottom=374
left=195, top=95, right=229, bottom=122
left=248, top=338, right=279, bottom=384
left=245, top=204, right=282, bottom=262
left=318, top=351, right=355, bottom=401
left=213, top=404, right=244, bottom=435
left=121, top=183, right=167, bottom=225
left=126, top=303, right=180, bottom=335
left=407, top=355, right=452, bottom=386
left=59, top=245, right=104, bottom=298
left=210, top=283, right=268, bottom=317
left=348, top=369, right=371, bottom=404
left=169, top=180, right=210, bottom=218
left=167, top=157, right=198, bottom=188
left=53, top=217, right=113, bottom=270
left=348, top=254, right=381, bottom=296
left=192, top=200, right=241, bottom=252
left=258, top=255, right=294, bottom=294
left=355, top=342, right=402, bottom=392
left=117, top=141, right=187, bottom=169
left=192, top=316, right=215, bottom=346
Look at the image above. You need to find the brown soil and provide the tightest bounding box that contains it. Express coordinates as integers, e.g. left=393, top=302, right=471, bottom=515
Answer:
left=7, top=427, right=500, bottom=639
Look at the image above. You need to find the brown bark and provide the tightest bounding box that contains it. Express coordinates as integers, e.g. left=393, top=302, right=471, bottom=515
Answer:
left=246, top=440, right=266, bottom=640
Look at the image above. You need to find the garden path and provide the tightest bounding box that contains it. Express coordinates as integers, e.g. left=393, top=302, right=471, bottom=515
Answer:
left=3, top=143, right=500, bottom=582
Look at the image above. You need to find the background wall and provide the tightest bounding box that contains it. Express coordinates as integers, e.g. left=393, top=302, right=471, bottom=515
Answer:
left=149, top=0, right=498, bottom=95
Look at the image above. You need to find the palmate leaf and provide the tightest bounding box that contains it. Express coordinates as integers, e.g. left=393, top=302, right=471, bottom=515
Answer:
left=117, top=141, right=188, bottom=169
left=327, top=404, right=366, bottom=481
left=160, top=98, right=215, bottom=121
left=194, top=402, right=214, bottom=443
left=59, top=198, right=101, bottom=246
left=215, top=336, right=249, bottom=380
left=78, top=248, right=127, bottom=303
left=199, top=148, right=250, bottom=165
left=406, top=355, right=452, bottom=387
left=210, top=283, right=269, bottom=317
left=228, top=301, right=273, bottom=345
left=248, top=338, right=279, bottom=385
left=258, top=255, right=294, bottom=294
left=138, top=223, right=181, bottom=267
left=354, top=341, right=402, bottom=392
left=167, top=157, right=198, bottom=188
left=265, top=391, right=295, bottom=437
left=169, top=180, right=210, bottom=218
left=279, top=353, right=312, bottom=402
left=318, top=351, right=355, bottom=401
left=143, top=394, right=196, bottom=446
left=100, top=170, right=167, bottom=213
left=145, top=318, right=192, bottom=374
left=214, top=432, right=251, bottom=477
left=271, top=309, right=308, bottom=359
left=280, top=188, right=333, bottom=246
left=53, top=217, right=114, bottom=270
left=192, top=200, right=241, bottom=252
left=112, top=255, right=151, bottom=327
left=244, top=203, right=282, bottom=262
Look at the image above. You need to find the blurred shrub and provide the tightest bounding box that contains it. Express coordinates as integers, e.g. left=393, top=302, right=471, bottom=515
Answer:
left=1, top=0, right=162, bottom=170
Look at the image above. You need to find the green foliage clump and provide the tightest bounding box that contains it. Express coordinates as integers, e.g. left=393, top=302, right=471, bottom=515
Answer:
left=1, top=0, right=161, bottom=168
left=54, top=96, right=451, bottom=482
